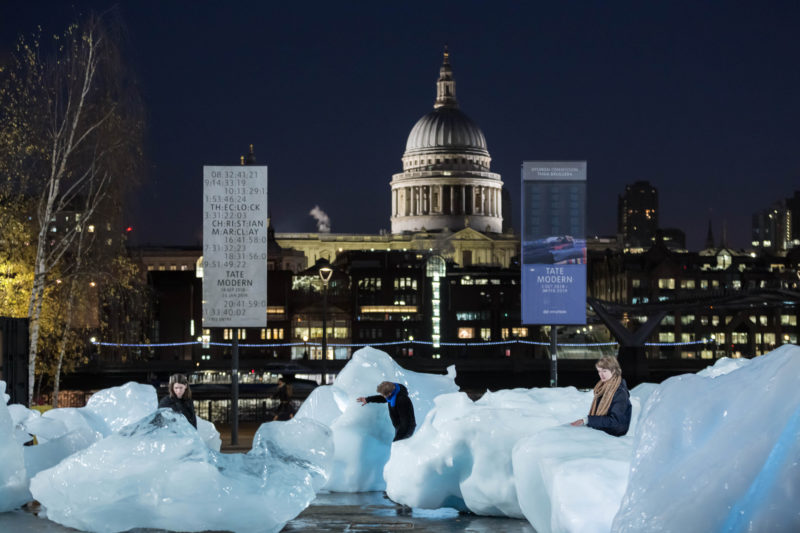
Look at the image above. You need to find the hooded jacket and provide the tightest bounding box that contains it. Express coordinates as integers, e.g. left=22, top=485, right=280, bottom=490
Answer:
left=365, top=383, right=416, bottom=441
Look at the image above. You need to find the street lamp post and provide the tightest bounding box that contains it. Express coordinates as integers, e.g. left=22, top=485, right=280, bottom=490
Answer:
left=319, top=266, right=333, bottom=384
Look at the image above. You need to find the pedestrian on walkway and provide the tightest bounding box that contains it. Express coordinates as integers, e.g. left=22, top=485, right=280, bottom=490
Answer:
left=272, top=376, right=296, bottom=421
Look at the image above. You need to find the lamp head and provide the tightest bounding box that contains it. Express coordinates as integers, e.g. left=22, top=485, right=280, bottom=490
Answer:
left=319, top=266, right=333, bottom=284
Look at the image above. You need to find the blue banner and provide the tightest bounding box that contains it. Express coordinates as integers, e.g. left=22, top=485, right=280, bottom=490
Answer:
left=521, top=162, right=587, bottom=325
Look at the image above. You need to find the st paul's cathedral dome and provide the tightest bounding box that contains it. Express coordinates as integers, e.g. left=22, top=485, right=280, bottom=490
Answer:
left=391, top=49, right=503, bottom=234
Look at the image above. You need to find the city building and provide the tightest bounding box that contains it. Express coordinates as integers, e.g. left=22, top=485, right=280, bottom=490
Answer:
left=617, top=181, right=658, bottom=249
left=390, top=48, right=503, bottom=235
left=659, top=228, right=686, bottom=251
left=53, top=52, right=800, bottom=416
left=752, top=190, right=800, bottom=253
left=787, top=190, right=800, bottom=247
left=588, top=237, right=800, bottom=361
left=275, top=49, right=518, bottom=270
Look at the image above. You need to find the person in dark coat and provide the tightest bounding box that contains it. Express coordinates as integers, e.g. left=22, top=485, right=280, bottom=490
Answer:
left=357, top=381, right=416, bottom=441
left=158, top=373, right=197, bottom=428
left=272, top=376, right=295, bottom=421
left=571, top=356, right=632, bottom=437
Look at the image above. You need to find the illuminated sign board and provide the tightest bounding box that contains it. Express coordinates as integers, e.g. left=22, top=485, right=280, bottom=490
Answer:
left=521, top=161, right=587, bottom=325
left=202, top=166, right=268, bottom=327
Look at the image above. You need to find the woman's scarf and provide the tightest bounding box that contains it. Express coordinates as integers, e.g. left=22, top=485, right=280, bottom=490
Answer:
left=589, top=374, right=621, bottom=416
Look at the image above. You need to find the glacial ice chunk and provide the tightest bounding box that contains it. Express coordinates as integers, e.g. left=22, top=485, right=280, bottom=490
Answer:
left=384, top=386, right=599, bottom=517
left=295, top=346, right=459, bottom=492
left=31, top=409, right=333, bottom=533
left=612, top=345, right=800, bottom=532
left=0, top=381, right=28, bottom=512
left=513, top=426, right=632, bottom=533
left=83, top=381, right=158, bottom=432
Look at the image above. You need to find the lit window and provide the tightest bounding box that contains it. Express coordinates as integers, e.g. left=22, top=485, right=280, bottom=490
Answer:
left=732, top=332, right=748, bottom=344
left=458, top=327, right=474, bottom=339
left=658, top=278, right=675, bottom=289
left=511, top=327, right=528, bottom=338
left=360, top=305, right=418, bottom=314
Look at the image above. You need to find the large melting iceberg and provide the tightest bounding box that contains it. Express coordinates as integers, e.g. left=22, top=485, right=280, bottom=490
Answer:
left=383, top=346, right=800, bottom=533
left=31, top=410, right=333, bottom=533
left=5, top=345, right=800, bottom=533
left=384, top=385, right=647, bottom=525
left=14, top=383, right=159, bottom=481
left=612, top=344, right=800, bottom=532
left=0, top=381, right=222, bottom=511
left=295, top=346, right=459, bottom=491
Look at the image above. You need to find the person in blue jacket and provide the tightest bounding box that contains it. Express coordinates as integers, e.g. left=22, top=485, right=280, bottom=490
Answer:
left=357, top=381, right=416, bottom=441
left=571, top=356, right=632, bottom=436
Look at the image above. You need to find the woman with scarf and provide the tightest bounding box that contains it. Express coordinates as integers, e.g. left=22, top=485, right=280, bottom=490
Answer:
left=357, top=381, right=416, bottom=441
left=570, top=356, right=632, bottom=436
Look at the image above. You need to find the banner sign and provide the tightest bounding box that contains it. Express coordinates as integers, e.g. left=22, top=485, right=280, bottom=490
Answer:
left=202, top=166, right=268, bottom=327
left=521, top=161, right=587, bottom=325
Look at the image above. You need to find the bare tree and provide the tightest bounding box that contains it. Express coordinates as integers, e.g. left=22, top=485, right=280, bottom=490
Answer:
left=0, top=11, right=143, bottom=405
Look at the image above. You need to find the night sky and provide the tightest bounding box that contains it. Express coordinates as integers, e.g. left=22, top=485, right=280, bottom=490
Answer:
left=2, top=1, right=799, bottom=250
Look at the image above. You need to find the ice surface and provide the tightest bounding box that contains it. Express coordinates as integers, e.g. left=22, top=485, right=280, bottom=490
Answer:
left=384, top=385, right=642, bottom=523
left=612, top=344, right=800, bottom=532
left=694, top=354, right=751, bottom=378
left=0, top=381, right=29, bottom=512
left=197, top=417, right=222, bottom=452
left=513, top=426, right=632, bottom=533
left=31, top=410, right=333, bottom=533
left=386, top=346, right=800, bottom=532
left=0, top=381, right=221, bottom=511
left=295, top=346, right=459, bottom=491
left=6, top=346, right=800, bottom=532
left=82, top=381, right=158, bottom=432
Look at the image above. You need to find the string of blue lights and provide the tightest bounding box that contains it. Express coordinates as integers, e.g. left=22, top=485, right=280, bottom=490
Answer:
left=91, top=338, right=713, bottom=349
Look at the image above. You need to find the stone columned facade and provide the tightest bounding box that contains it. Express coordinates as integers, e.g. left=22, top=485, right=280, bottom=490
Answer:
left=390, top=51, right=503, bottom=234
